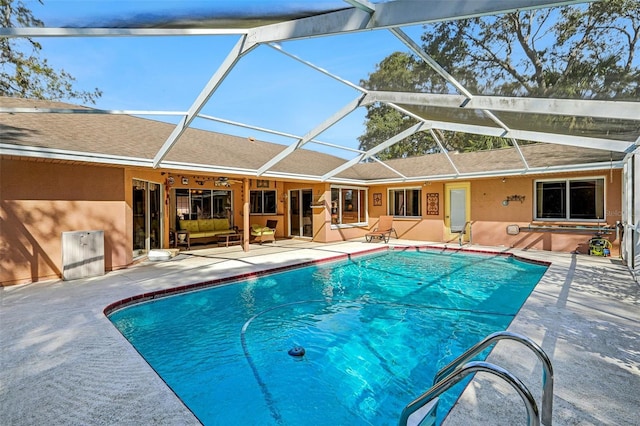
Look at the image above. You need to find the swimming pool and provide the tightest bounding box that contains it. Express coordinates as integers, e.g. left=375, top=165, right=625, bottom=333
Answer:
left=108, top=248, right=547, bottom=425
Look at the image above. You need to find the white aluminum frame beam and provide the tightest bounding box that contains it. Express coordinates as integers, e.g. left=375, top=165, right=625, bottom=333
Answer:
left=247, top=1, right=592, bottom=44
left=197, top=113, right=366, bottom=155
left=0, top=107, right=186, bottom=116
left=419, top=119, right=633, bottom=152
left=1, top=1, right=592, bottom=40
left=387, top=102, right=462, bottom=172
left=152, top=36, right=257, bottom=167
left=321, top=122, right=426, bottom=181
left=364, top=159, right=626, bottom=185
left=428, top=128, right=461, bottom=176
left=366, top=91, right=640, bottom=121
left=2, top=141, right=622, bottom=185
left=256, top=95, right=367, bottom=175
left=266, top=43, right=366, bottom=93
left=0, top=28, right=248, bottom=37
left=383, top=100, right=633, bottom=153
left=371, top=157, right=409, bottom=180
left=389, top=26, right=530, bottom=164
left=389, top=27, right=473, bottom=99
left=343, top=0, right=376, bottom=13
left=2, top=0, right=618, bottom=185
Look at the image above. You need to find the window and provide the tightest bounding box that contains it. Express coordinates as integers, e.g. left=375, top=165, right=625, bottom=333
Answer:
left=330, top=186, right=367, bottom=225
left=250, top=190, right=277, bottom=214
left=388, top=188, right=422, bottom=217
left=174, top=188, right=233, bottom=220
left=535, top=178, right=605, bottom=221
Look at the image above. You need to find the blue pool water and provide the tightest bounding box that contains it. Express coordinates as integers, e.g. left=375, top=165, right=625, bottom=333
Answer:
left=108, top=249, right=547, bottom=425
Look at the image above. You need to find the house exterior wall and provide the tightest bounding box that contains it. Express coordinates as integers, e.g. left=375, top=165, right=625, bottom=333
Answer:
left=471, top=171, right=622, bottom=254
left=1, top=158, right=129, bottom=286
left=0, top=156, right=623, bottom=286
left=359, top=170, right=621, bottom=255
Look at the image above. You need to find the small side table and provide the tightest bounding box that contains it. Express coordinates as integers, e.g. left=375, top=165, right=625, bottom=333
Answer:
left=217, top=233, right=241, bottom=247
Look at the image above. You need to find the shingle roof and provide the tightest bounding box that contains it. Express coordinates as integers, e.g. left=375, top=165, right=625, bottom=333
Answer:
left=1, top=97, right=623, bottom=182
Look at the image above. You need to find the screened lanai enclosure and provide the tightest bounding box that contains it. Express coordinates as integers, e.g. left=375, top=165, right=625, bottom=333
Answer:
left=1, top=0, right=639, bottom=273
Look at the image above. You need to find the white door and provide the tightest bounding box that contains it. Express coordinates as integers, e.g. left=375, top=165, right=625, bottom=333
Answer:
left=445, top=182, right=470, bottom=243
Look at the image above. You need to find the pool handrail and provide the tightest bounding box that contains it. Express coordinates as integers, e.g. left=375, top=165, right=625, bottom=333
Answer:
left=398, top=360, right=539, bottom=426
left=433, top=331, right=553, bottom=426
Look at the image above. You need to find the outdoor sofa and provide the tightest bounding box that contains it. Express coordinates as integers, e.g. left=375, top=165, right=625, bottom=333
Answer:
left=175, top=218, right=238, bottom=248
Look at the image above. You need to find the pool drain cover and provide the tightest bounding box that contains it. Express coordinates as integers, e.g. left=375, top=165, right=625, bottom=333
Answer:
left=288, top=346, right=305, bottom=357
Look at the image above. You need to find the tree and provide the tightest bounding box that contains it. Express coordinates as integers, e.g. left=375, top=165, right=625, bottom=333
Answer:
left=0, top=0, right=102, bottom=103
left=358, top=52, right=440, bottom=159
left=358, top=0, right=640, bottom=159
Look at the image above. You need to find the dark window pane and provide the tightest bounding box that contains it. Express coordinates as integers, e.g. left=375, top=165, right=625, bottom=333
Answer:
left=569, top=180, right=604, bottom=220
left=390, top=189, right=421, bottom=216
left=392, top=190, right=404, bottom=216
left=264, top=191, right=277, bottom=214
left=250, top=191, right=262, bottom=213
left=537, top=182, right=566, bottom=219
left=342, top=189, right=357, bottom=223
left=330, top=188, right=339, bottom=224
left=358, top=190, right=366, bottom=222
left=407, top=189, right=421, bottom=216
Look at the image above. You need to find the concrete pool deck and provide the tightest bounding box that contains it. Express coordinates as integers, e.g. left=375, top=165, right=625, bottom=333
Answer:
left=1, top=239, right=638, bottom=425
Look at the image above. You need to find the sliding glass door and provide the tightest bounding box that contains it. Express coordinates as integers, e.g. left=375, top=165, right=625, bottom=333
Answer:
left=289, top=189, right=313, bottom=238
left=133, top=179, right=162, bottom=258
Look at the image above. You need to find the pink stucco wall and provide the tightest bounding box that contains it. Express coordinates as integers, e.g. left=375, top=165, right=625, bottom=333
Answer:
left=1, top=158, right=130, bottom=285
left=1, top=156, right=622, bottom=286
left=314, top=172, right=621, bottom=255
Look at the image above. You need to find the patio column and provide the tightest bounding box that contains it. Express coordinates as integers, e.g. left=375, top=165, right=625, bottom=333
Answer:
left=242, top=177, right=250, bottom=252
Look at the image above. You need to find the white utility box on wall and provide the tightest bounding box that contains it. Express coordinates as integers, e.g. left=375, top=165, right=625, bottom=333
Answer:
left=61, top=230, right=105, bottom=280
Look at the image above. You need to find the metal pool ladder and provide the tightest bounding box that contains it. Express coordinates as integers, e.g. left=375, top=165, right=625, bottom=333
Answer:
left=398, top=331, right=554, bottom=426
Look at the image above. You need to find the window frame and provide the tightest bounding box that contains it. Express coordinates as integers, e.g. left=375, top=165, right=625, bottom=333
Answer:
left=250, top=189, right=277, bottom=215
left=174, top=188, right=234, bottom=220
left=534, top=176, right=606, bottom=222
left=387, top=187, right=422, bottom=218
left=330, top=185, right=368, bottom=227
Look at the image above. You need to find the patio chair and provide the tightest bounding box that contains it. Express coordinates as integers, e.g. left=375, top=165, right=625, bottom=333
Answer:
left=251, top=222, right=276, bottom=244
left=266, top=220, right=278, bottom=230
left=365, top=215, right=397, bottom=243
left=451, top=221, right=470, bottom=246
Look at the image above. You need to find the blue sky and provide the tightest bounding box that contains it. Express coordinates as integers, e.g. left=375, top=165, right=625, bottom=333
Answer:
left=25, top=1, right=422, bottom=159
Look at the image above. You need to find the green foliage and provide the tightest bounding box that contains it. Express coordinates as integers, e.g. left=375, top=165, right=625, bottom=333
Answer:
left=359, top=0, right=639, bottom=158
left=358, top=53, right=437, bottom=160
left=0, top=0, right=102, bottom=103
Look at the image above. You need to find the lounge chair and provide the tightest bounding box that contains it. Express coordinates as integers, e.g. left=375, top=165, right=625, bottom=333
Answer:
left=250, top=222, right=276, bottom=244
left=365, top=215, right=397, bottom=243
